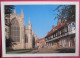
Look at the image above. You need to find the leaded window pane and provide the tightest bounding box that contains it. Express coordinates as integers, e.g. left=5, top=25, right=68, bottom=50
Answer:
left=11, top=19, right=20, bottom=42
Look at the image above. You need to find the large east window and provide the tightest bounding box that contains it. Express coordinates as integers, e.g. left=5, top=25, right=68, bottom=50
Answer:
left=11, top=18, right=20, bottom=42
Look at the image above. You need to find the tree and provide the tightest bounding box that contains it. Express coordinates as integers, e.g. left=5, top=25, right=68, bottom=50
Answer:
left=5, top=5, right=14, bottom=14
left=54, top=5, right=75, bottom=22
left=5, top=5, right=15, bottom=47
left=5, top=5, right=15, bottom=25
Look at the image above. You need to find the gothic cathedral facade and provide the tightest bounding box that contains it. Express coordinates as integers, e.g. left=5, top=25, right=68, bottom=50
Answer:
left=25, top=17, right=33, bottom=49
left=5, top=9, right=39, bottom=50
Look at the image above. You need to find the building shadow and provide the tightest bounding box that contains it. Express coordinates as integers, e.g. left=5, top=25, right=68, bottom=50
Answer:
left=56, top=48, right=75, bottom=53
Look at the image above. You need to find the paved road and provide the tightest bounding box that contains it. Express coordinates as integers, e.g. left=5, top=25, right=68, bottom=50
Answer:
left=26, top=47, right=75, bottom=53
left=28, top=48, right=59, bottom=53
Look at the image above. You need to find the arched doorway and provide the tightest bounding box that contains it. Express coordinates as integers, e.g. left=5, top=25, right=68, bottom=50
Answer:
left=11, top=18, right=20, bottom=42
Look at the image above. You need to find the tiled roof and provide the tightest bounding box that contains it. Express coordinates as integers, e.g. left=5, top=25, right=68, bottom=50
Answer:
left=46, top=21, right=66, bottom=37
left=40, top=38, right=45, bottom=40
left=36, top=39, right=40, bottom=43
left=36, top=38, right=45, bottom=43
left=46, top=30, right=53, bottom=36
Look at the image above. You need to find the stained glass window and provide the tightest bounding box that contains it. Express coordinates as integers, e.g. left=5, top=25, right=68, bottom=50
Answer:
left=11, top=18, right=20, bottom=42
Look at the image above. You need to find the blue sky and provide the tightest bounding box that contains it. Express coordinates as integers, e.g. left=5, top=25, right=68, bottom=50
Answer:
left=13, top=5, right=59, bottom=39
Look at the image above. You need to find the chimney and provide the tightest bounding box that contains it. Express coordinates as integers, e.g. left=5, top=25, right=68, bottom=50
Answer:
left=52, top=25, right=55, bottom=29
left=57, top=21, right=61, bottom=26
left=47, top=31, right=49, bottom=35
left=61, top=19, right=65, bottom=23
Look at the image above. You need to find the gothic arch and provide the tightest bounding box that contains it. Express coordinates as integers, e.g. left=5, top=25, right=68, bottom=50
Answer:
left=25, top=34, right=28, bottom=43
left=11, top=18, right=20, bottom=42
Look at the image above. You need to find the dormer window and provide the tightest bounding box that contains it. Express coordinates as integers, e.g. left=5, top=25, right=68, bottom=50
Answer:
left=51, top=35, right=53, bottom=38
left=71, top=22, right=75, bottom=30
left=68, top=23, right=72, bottom=32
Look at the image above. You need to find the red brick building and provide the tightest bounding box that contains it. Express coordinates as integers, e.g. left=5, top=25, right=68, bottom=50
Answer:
left=45, top=20, right=75, bottom=49
left=36, top=38, right=46, bottom=49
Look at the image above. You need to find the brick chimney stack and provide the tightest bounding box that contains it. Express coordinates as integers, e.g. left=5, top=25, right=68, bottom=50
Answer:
left=57, top=21, right=61, bottom=26
left=52, top=25, right=55, bottom=29
left=52, top=25, right=55, bottom=31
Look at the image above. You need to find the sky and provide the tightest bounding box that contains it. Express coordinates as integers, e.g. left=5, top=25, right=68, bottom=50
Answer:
left=13, top=5, right=59, bottom=39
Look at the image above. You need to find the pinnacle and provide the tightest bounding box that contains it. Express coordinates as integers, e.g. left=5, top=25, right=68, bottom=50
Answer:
left=29, top=16, right=31, bottom=24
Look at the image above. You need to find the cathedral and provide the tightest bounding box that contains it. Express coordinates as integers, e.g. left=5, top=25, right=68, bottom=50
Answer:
left=24, top=17, right=39, bottom=49
left=5, top=9, right=39, bottom=50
